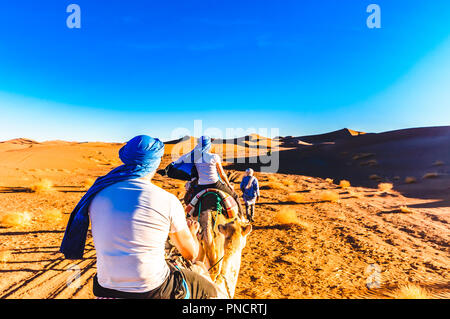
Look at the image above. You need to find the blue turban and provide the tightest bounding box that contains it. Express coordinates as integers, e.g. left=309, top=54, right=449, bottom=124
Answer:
left=60, top=135, right=165, bottom=259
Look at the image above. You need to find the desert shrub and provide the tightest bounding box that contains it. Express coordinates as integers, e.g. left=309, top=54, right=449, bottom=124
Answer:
left=275, top=208, right=309, bottom=229
left=399, top=206, right=414, bottom=214
left=423, top=172, right=439, bottom=179
left=404, top=177, right=417, bottom=184
left=432, top=160, right=444, bottom=167
left=30, top=179, right=53, bottom=193
left=392, top=284, right=430, bottom=299
left=325, top=178, right=334, bottom=184
left=339, top=180, right=351, bottom=188
left=378, top=183, right=393, bottom=192
left=0, top=211, right=32, bottom=228
left=286, top=193, right=305, bottom=203
left=320, top=191, right=339, bottom=203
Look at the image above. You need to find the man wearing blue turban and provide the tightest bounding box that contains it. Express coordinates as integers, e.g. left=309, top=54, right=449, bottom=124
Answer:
left=60, top=135, right=217, bottom=299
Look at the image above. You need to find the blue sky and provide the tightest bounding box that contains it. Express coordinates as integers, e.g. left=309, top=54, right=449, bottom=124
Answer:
left=0, top=0, right=449, bottom=142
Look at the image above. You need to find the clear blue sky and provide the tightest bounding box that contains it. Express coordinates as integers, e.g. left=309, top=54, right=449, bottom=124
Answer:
left=0, top=0, right=449, bottom=142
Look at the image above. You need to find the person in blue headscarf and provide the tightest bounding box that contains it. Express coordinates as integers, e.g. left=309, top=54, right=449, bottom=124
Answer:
left=171, top=136, right=237, bottom=198
left=60, top=135, right=218, bottom=299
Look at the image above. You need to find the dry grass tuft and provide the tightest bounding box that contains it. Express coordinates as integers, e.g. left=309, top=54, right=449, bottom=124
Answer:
left=378, top=183, right=393, bottom=192
left=404, top=176, right=417, bottom=184
left=83, top=177, right=96, bottom=190
left=339, top=180, right=351, bottom=189
left=0, top=211, right=32, bottom=228
left=286, top=193, right=305, bottom=203
left=392, top=284, right=431, bottom=299
left=320, top=191, right=339, bottom=203
left=422, top=172, right=439, bottom=179
left=325, top=178, right=334, bottom=184
left=275, top=208, right=310, bottom=229
left=399, top=206, right=414, bottom=214
left=30, top=179, right=54, bottom=193
left=432, top=160, right=444, bottom=167
left=0, top=250, right=12, bottom=263
left=42, top=209, right=63, bottom=223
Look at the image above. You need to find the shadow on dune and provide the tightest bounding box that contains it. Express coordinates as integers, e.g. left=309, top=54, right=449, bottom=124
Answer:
left=0, top=230, right=64, bottom=236
left=0, top=187, right=32, bottom=193
left=226, top=126, right=450, bottom=207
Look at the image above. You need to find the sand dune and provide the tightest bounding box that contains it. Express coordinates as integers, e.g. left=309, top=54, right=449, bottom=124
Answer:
left=0, top=127, right=448, bottom=299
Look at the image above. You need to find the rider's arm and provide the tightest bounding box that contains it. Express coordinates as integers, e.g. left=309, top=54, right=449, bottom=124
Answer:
left=168, top=196, right=200, bottom=261
left=216, top=161, right=233, bottom=189
left=169, top=220, right=199, bottom=261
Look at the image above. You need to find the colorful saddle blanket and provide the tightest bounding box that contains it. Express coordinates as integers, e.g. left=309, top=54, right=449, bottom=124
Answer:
left=185, top=188, right=239, bottom=220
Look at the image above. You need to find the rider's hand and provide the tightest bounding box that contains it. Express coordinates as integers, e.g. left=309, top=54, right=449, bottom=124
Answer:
left=187, top=218, right=200, bottom=236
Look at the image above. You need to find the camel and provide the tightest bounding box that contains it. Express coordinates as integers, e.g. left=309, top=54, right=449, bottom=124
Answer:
left=191, top=191, right=252, bottom=299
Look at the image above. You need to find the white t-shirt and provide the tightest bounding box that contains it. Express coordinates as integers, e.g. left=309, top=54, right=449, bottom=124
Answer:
left=89, top=179, right=188, bottom=293
left=196, top=152, right=222, bottom=185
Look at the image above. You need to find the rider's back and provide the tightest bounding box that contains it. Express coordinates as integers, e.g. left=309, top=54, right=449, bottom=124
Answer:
left=89, top=178, right=187, bottom=293
left=195, top=152, right=221, bottom=185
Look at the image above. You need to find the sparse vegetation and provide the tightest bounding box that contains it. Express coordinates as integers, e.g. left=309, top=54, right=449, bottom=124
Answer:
left=325, top=178, right=334, bottom=184
left=320, top=191, right=339, bottom=203
left=30, top=179, right=53, bottom=193
left=392, top=284, right=431, bottom=299
left=369, top=174, right=382, bottom=181
left=432, top=160, right=444, bottom=167
left=286, top=193, right=305, bottom=203
left=399, top=206, right=414, bottom=214
left=0, top=211, right=32, bottom=228
left=339, top=180, right=351, bottom=189
left=404, top=176, right=417, bottom=184
left=378, top=183, right=393, bottom=192
left=423, top=172, right=439, bottom=179
left=275, top=208, right=309, bottom=229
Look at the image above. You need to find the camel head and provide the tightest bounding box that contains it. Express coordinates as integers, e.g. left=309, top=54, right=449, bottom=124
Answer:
left=215, top=218, right=252, bottom=298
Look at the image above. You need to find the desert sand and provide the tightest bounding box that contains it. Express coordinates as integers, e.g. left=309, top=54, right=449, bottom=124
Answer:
left=0, top=127, right=449, bottom=299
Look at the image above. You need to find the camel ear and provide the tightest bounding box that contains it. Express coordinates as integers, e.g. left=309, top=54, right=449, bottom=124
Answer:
left=241, top=224, right=252, bottom=237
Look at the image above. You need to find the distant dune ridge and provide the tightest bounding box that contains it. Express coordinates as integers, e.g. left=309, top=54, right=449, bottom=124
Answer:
left=1, top=125, right=449, bottom=200
left=227, top=125, right=450, bottom=200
